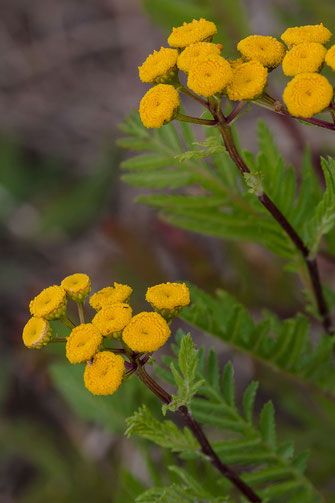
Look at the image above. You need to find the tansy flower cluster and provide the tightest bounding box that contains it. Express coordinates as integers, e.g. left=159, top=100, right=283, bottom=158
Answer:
left=22, top=275, right=190, bottom=396
left=137, top=19, right=335, bottom=126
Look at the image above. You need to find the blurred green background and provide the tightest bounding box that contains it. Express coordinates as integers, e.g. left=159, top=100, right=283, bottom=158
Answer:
left=1, top=1, right=335, bottom=502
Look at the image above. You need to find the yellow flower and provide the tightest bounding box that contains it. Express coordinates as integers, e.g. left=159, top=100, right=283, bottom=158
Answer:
left=227, top=61, right=268, bottom=100
left=29, top=285, right=67, bottom=320
left=281, top=23, right=332, bottom=47
left=84, top=351, right=124, bottom=395
left=22, top=317, right=52, bottom=348
left=61, top=273, right=91, bottom=302
left=177, top=42, right=221, bottom=73
left=66, top=323, right=102, bottom=364
left=146, top=282, right=190, bottom=319
left=228, top=58, right=244, bottom=69
left=122, top=312, right=171, bottom=352
left=89, top=283, right=133, bottom=311
left=283, top=73, right=333, bottom=118
left=139, top=84, right=180, bottom=128
left=168, top=18, right=217, bottom=49
left=187, top=55, right=233, bottom=97
left=92, top=303, right=133, bottom=338
left=282, top=42, right=327, bottom=76
left=325, top=45, right=335, bottom=71
left=138, top=47, right=178, bottom=83
left=237, top=35, right=285, bottom=68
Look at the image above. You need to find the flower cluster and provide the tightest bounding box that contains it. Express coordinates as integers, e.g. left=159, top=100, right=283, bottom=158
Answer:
left=22, top=276, right=191, bottom=396
left=137, top=19, right=334, bottom=125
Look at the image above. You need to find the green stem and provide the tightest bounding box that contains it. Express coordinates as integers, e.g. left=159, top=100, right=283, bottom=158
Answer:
left=175, top=113, right=217, bottom=126
left=61, top=315, right=76, bottom=330
left=77, top=302, right=85, bottom=324
left=50, top=338, right=67, bottom=343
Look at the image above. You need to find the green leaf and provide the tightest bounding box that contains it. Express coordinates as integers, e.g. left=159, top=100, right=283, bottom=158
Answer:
left=121, top=153, right=175, bottom=170
left=242, top=381, right=259, bottom=424
left=222, top=362, right=236, bottom=409
left=260, top=401, right=276, bottom=450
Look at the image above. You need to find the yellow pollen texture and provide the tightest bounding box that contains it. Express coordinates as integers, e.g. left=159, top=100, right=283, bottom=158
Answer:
left=168, top=18, right=217, bottom=48
left=283, top=73, right=333, bottom=118
left=138, top=47, right=178, bottom=83
left=139, top=84, right=180, bottom=128
left=61, top=273, right=91, bottom=301
left=281, top=24, right=332, bottom=47
left=92, top=303, right=133, bottom=337
left=187, top=55, right=233, bottom=97
left=325, top=45, right=335, bottom=71
left=22, top=317, right=51, bottom=348
left=237, top=35, right=286, bottom=68
left=227, top=61, right=268, bottom=100
left=66, top=323, right=103, bottom=364
left=282, top=43, right=327, bottom=76
left=29, top=285, right=67, bottom=320
left=177, top=42, right=221, bottom=73
left=146, top=282, right=190, bottom=311
left=89, top=283, right=133, bottom=311
left=84, top=351, right=124, bottom=395
left=122, top=312, right=171, bottom=352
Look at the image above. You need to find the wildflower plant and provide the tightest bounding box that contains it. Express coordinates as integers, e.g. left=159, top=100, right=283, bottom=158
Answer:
left=22, top=17, right=335, bottom=503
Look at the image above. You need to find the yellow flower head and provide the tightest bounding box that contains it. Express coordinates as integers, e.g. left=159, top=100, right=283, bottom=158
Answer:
left=187, top=55, right=233, bottom=97
left=61, top=273, right=91, bottom=302
left=29, top=285, right=67, bottom=320
left=84, top=351, right=124, bottom=395
left=139, top=84, right=180, bottom=128
left=283, top=73, right=333, bottom=118
left=177, top=42, right=221, bottom=73
left=227, top=61, right=268, bottom=101
left=122, top=312, right=171, bottom=352
left=282, top=42, right=327, bottom=76
left=92, top=302, right=133, bottom=338
left=89, top=282, right=133, bottom=311
left=325, top=45, right=335, bottom=71
left=22, top=317, right=52, bottom=348
left=146, top=282, right=190, bottom=319
left=168, top=18, right=217, bottom=49
left=138, top=47, right=178, bottom=83
left=66, top=323, right=102, bottom=364
left=281, top=23, right=332, bottom=47
left=237, top=35, right=286, bottom=68
left=228, top=58, right=244, bottom=69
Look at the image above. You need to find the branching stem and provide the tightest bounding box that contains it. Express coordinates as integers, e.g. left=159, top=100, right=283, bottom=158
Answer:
left=135, top=364, right=262, bottom=503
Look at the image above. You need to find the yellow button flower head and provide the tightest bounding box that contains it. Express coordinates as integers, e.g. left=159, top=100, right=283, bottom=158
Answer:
left=282, top=42, right=327, bottom=76
left=84, top=351, right=124, bottom=395
left=138, top=47, right=178, bottom=84
left=227, top=61, right=268, bottom=101
left=146, top=282, right=190, bottom=319
left=29, top=285, right=67, bottom=320
left=283, top=73, right=333, bottom=118
left=66, top=323, right=102, bottom=364
left=325, top=45, right=335, bottom=71
left=168, top=18, right=217, bottom=49
left=177, top=42, right=221, bottom=73
left=92, top=302, right=133, bottom=338
left=122, top=312, right=171, bottom=352
left=89, top=282, right=133, bottom=311
left=281, top=23, right=332, bottom=47
left=187, top=55, right=233, bottom=97
left=237, top=35, right=285, bottom=68
left=22, top=317, right=52, bottom=348
left=61, top=273, right=91, bottom=302
left=139, top=84, right=180, bottom=129
left=228, top=58, right=244, bottom=69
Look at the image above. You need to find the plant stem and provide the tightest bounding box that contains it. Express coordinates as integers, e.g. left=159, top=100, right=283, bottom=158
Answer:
left=252, top=95, right=335, bottom=131
left=77, top=302, right=85, bottom=324
left=50, top=338, right=67, bottom=343
left=215, top=119, right=333, bottom=335
left=135, top=365, right=261, bottom=503
left=61, top=315, right=76, bottom=329
left=175, top=113, right=218, bottom=126
left=226, top=101, right=247, bottom=124
left=178, top=86, right=210, bottom=109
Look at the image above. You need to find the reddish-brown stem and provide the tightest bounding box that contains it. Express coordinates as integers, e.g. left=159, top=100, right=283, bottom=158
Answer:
left=135, top=365, right=262, bottom=502
left=214, top=116, right=333, bottom=335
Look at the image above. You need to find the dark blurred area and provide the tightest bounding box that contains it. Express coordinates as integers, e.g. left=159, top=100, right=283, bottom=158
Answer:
left=1, top=1, right=335, bottom=502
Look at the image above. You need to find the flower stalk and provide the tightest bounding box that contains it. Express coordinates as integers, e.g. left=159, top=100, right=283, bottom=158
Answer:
left=135, top=363, right=262, bottom=503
